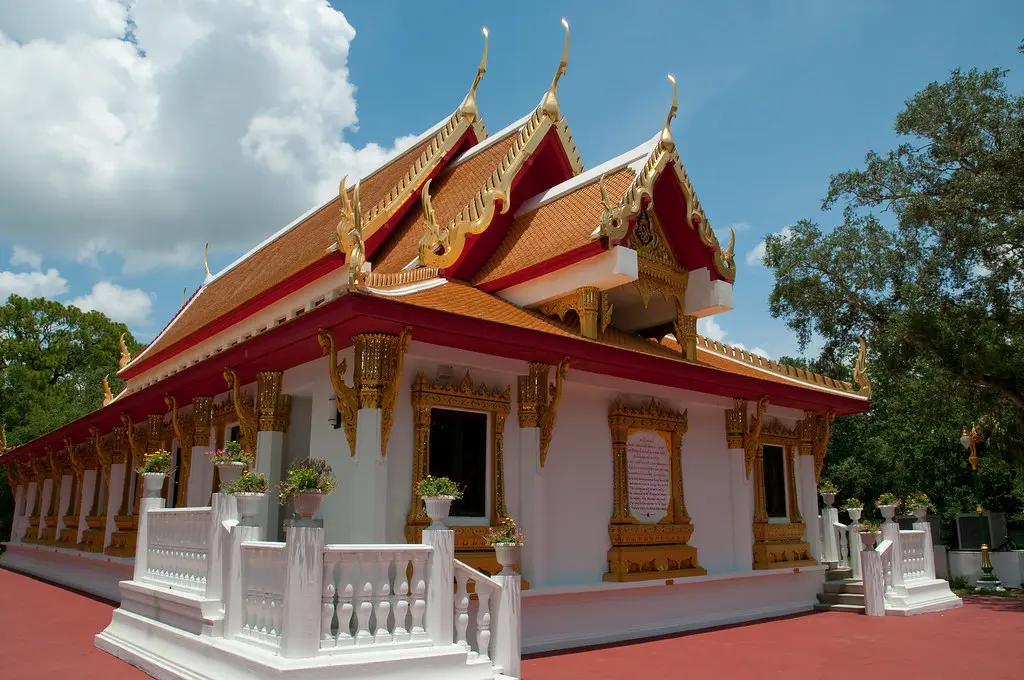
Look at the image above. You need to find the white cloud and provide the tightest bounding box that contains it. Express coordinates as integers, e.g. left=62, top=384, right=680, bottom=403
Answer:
left=0, top=268, right=68, bottom=300
left=0, top=1, right=416, bottom=273
left=9, top=244, right=42, bottom=269
left=746, top=226, right=794, bottom=267
left=72, top=281, right=153, bottom=325
left=697, top=317, right=728, bottom=342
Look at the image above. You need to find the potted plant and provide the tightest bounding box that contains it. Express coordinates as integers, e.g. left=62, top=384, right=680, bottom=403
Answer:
left=858, top=519, right=882, bottom=550
left=416, top=475, right=463, bottom=530
left=137, top=450, right=173, bottom=495
left=208, top=441, right=253, bottom=490
left=224, top=470, right=269, bottom=526
left=278, top=457, right=336, bottom=519
left=818, top=479, right=838, bottom=507
left=905, top=492, right=931, bottom=521
left=875, top=493, right=901, bottom=521
left=486, top=516, right=525, bottom=575
left=842, top=498, right=863, bottom=523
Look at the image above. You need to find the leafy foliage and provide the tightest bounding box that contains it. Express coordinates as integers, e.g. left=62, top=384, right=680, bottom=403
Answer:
left=224, top=470, right=269, bottom=494
left=415, top=475, right=463, bottom=499
left=277, top=457, right=336, bottom=505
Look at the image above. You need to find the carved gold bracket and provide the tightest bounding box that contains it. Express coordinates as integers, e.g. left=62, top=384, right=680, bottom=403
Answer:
left=222, top=368, right=258, bottom=458
left=517, top=359, right=569, bottom=468
left=743, top=397, right=769, bottom=480
left=538, top=287, right=612, bottom=339
left=257, top=371, right=291, bottom=433
left=800, top=409, right=836, bottom=482
left=166, top=395, right=195, bottom=506
left=318, top=328, right=358, bottom=455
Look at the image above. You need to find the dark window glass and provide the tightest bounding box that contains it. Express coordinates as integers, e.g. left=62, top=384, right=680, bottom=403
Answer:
left=170, top=445, right=183, bottom=507
left=428, top=409, right=487, bottom=517
left=229, top=426, right=241, bottom=443
left=763, top=445, right=787, bottom=519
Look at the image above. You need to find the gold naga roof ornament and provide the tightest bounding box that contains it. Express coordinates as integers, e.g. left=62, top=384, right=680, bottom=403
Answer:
left=102, top=375, right=113, bottom=406
left=540, top=18, right=570, bottom=122
left=203, top=242, right=212, bottom=282
left=660, top=74, right=678, bottom=153
left=337, top=175, right=368, bottom=290
left=118, top=333, right=131, bottom=370
left=418, top=178, right=444, bottom=256
left=460, top=27, right=488, bottom=124
left=854, top=336, right=872, bottom=398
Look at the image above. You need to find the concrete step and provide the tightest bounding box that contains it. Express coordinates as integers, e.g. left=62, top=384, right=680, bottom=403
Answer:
left=823, top=560, right=839, bottom=570
left=823, top=580, right=864, bottom=594
left=816, top=592, right=865, bottom=606
left=814, top=602, right=865, bottom=614
left=826, top=567, right=853, bottom=581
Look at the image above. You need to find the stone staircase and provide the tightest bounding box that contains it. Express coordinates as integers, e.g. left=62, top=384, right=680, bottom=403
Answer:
left=814, top=561, right=865, bottom=614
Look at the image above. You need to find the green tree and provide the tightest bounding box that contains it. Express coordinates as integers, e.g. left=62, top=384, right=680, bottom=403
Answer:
left=0, top=295, right=141, bottom=541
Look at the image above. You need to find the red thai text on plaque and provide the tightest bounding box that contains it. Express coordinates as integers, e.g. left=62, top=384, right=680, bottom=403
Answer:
left=626, top=428, right=671, bottom=523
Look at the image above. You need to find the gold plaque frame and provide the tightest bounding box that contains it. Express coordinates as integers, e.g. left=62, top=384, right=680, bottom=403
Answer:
left=605, top=398, right=706, bottom=582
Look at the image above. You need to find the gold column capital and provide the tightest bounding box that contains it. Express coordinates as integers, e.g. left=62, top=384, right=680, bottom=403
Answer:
left=673, top=307, right=697, bottom=361
left=724, top=399, right=747, bottom=449
left=257, top=371, right=291, bottom=433
left=538, top=287, right=612, bottom=340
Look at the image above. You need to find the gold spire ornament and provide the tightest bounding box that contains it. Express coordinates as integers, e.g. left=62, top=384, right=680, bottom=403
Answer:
left=102, top=375, right=113, bottom=406
left=418, top=178, right=444, bottom=255
left=661, top=74, right=678, bottom=152
left=461, top=27, right=488, bottom=124
left=854, top=336, right=872, bottom=398
left=541, top=18, right=570, bottom=122
left=337, top=176, right=368, bottom=290
left=203, top=242, right=212, bottom=280
left=118, top=333, right=131, bottom=370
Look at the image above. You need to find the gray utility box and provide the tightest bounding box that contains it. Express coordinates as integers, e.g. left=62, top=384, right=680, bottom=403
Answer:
left=956, top=512, right=1007, bottom=550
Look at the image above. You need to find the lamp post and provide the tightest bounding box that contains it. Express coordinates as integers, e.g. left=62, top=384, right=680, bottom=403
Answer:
left=960, top=426, right=1001, bottom=589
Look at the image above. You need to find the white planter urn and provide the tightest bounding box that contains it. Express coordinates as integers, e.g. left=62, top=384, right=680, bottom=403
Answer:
left=423, top=496, right=454, bottom=530
left=912, top=507, right=928, bottom=521
left=877, top=504, right=898, bottom=522
left=847, top=507, right=863, bottom=522
left=821, top=492, right=836, bottom=508
left=860, top=531, right=878, bottom=551
left=292, top=490, right=323, bottom=520
left=235, top=492, right=265, bottom=526
left=216, top=462, right=246, bottom=491
left=142, top=472, right=166, bottom=498
left=493, top=543, right=521, bottom=576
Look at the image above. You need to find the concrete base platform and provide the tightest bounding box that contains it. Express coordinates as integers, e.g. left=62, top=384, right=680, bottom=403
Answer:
left=1, top=542, right=133, bottom=602
left=884, top=579, right=963, bottom=616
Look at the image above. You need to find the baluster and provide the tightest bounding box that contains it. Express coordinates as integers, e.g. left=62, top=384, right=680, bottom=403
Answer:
left=373, top=552, right=393, bottom=644
left=454, top=571, right=471, bottom=653
left=392, top=553, right=410, bottom=643
left=355, top=553, right=374, bottom=644
left=321, top=555, right=337, bottom=648
left=271, top=594, right=283, bottom=643
left=336, top=555, right=356, bottom=647
left=409, top=551, right=428, bottom=642
left=476, top=586, right=492, bottom=663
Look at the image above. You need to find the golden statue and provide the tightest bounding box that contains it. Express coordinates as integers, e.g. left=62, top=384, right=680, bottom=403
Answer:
left=118, top=333, right=131, bottom=370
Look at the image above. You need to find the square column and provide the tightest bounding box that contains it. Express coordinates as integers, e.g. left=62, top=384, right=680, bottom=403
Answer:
left=187, top=395, right=215, bottom=506
left=256, top=372, right=290, bottom=540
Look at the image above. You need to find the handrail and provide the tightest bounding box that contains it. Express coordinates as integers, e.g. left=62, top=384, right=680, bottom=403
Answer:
left=454, top=558, right=501, bottom=593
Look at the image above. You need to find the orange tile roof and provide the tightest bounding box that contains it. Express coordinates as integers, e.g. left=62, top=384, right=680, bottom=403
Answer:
left=130, top=134, right=440, bottom=369
left=373, top=134, right=520, bottom=273
left=473, top=166, right=635, bottom=286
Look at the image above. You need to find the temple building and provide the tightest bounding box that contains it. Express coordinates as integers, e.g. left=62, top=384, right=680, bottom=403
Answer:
left=1, top=23, right=872, bottom=661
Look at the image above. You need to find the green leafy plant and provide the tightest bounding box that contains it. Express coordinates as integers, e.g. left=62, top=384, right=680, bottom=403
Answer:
left=416, top=475, right=463, bottom=499
left=843, top=498, right=862, bottom=510
left=876, top=493, right=901, bottom=507
left=207, top=440, right=253, bottom=465
left=858, top=518, right=882, bottom=533
left=224, top=470, right=268, bottom=494
left=138, top=450, right=172, bottom=474
left=905, top=491, right=931, bottom=510
left=949, top=575, right=970, bottom=590
left=278, top=457, right=336, bottom=505
left=485, top=516, right=525, bottom=546
left=818, top=479, right=838, bottom=494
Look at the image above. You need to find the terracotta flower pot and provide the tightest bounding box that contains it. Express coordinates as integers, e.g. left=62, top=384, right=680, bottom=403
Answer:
left=234, top=492, right=265, bottom=526
left=859, top=532, right=878, bottom=550
left=422, top=496, right=454, bottom=530
left=821, top=492, right=836, bottom=508
left=142, top=473, right=166, bottom=498
left=216, top=462, right=246, bottom=491
left=293, top=490, right=323, bottom=520
left=492, top=543, right=521, bottom=576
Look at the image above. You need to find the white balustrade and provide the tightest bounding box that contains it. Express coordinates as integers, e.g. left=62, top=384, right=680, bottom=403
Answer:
left=143, top=507, right=213, bottom=596
left=318, top=545, right=432, bottom=654
left=238, top=541, right=287, bottom=651
left=898, top=529, right=928, bottom=582
left=453, top=560, right=502, bottom=665
left=832, top=521, right=849, bottom=568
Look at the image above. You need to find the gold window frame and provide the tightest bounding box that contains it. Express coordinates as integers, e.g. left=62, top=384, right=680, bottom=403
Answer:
left=751, top=422, right=814, bottom=569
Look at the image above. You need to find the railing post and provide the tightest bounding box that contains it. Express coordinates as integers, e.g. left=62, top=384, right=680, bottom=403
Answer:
left=862, top=544, right=885, bottom=617
left=222, top=519, right=263, bottom=639
left=492, top=570, right=522, bottom=678
left=847, top=524, right=862, bottom=579
left=133, top=476, right=167, bottom=581
left=280, top=524, right=325, bottom=659
left=424, top=528, right=454, bottom=646
left=915, top=520, right=936, bottom=580
left=882, top=518, right=905, bottom=590
left=822, top=506, right=839, bottom=563
left=206, top=493, right=238, bottom=604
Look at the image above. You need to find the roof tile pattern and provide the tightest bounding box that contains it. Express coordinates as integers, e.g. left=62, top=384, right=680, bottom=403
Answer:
left=473, top=167, right=636, bottom=286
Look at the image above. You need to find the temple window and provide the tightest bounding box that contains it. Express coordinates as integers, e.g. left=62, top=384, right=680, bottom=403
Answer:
left=762, top=444, right=788, bottom=521
left=169, top=443, right=183, bottom=508
left=228, top=425, right=241, bottom=444
left=428, top=408, right=488, bottom=519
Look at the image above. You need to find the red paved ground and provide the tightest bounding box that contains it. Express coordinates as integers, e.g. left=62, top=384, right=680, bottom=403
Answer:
left=2, top=567, right=1022, bottom=680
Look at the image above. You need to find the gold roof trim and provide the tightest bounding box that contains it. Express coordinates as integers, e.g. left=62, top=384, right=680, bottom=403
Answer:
left=360, top=267, right=441, bottom=289
left=695, top=336, right=860, bottom=396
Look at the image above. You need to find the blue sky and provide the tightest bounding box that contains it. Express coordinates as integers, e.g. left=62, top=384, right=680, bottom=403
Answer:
left=1, top=0, right=1021, bottom=358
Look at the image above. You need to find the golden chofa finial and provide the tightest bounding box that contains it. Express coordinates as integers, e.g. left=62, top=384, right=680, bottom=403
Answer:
left=102, top=375, right=113, bottom=406
left=853, top=336, right=872, bottom=398
left=203, top=242, right=212, bottom=281
left=661, top=73, right=678, bottom=152
left=461, top=27, right=488, bottom=124
left=724, top=226, right=735, bottom=261
left=118, top=333, right=131, bottom=370
left=541, top=18, right=570, bottom=122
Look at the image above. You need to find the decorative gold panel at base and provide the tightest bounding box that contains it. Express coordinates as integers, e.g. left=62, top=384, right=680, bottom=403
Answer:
left=604, top=545, right=707, bottom=582
left=608, top=523, right=694, bottom=546
left=77, top=515, right=106, bottom=552
left=104, top=514, right=138, bottom=557
left=752, top=521, right=815, bottom=569
left=39, top=517, right=59, bottom=546
left=22, top=519, right=39, bottom=544
left=56, top=520, right=79, bottom=547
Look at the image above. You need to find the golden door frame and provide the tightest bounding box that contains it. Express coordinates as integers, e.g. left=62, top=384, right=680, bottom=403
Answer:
left=604, top=397, right=706, bottom=582
left=751, top=420, right=815, bottom=569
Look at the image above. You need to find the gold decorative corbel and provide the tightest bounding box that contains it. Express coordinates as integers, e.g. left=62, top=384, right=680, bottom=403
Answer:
left=460, top=27, right=488, bottom=124
left=672, top=304, right=698, bottom=361
left=713, top=227, right=736, bottom=280
left=118, top=333, right=131, bottom=370
left=165, top=395, right=194, bottom=505
left=379, top=327, right=412, bottom=457
left=812, top=409, right=836, bottom=481
left=854, top=336, right=872, bottom=398
left=121, top=413, right=141, bottom=468
left=223, top=368, right=258, bottom=456
left=538, top=358, right=569, bottom=468
left=337, top=176, right=368, bottom=290
left=538, top=287, right=611, bottom=339
left=317, top=328, right=358, bottom=455
left=91, top=425, right=111, bottom=500
left=102, top=375, right=113, bottom=406
left=540, top=18, right=570, bottom=122
left=743, top=396, right=769, bottom=479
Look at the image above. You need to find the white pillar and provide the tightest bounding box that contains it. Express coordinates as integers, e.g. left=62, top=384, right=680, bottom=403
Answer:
left=882, top=518, right=905, bottom=590
left=104, top=463, right=126, bottom=548
left=133, top=475, right=167, bottom=581
left=187, top=445, right=213, bottom=507
left=797, top=457, right=820, bottom=562
left=424, top=528, right=454, bottom=646
left=222, top=521, right=262, bottom=638
left=848, top=524, right=863, bottom=579
left=207, top=493, right=239, bottom=605
left=254, top=430, right=286, bottom=540
left=915, top=520, right=936, bottom=580
left=861, top=546, right=885, bottom=616
left=77, top=470, right=96, bottom=545
left=280, top=525, right=325, bottom=659
left=492, top=572, right=522, bottom=677
left=729, top=448, right=754, bottom=570
left=56, top=473, right=73, bottom=534
left=822, top=506, right=840, bottom=564
left=348, top=409, right=387, bottom=544
left=518, top=427, right=545, bottom=587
